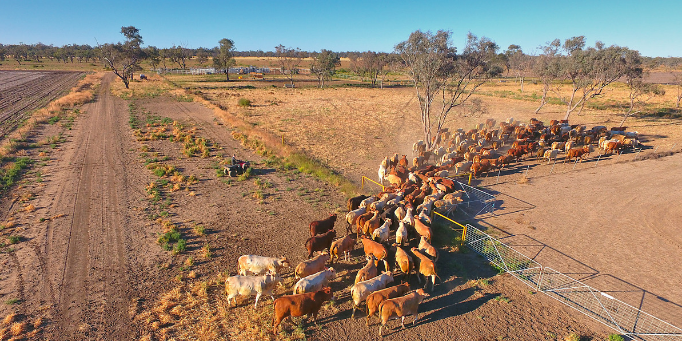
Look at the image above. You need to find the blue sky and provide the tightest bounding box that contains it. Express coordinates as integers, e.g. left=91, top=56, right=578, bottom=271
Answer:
left=1, top=0, right=680, bottom=57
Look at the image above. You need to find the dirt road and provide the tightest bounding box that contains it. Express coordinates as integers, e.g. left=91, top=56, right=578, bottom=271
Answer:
left=1, top=74, right=160, bottom=339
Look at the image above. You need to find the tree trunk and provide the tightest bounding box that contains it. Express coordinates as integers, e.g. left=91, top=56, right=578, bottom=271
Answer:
left=520, top=77, right=524, bottom=93
left=225, top=70, right=229, bottom=81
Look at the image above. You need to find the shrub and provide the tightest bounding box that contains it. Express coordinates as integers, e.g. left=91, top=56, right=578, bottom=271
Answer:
left=173, top=239, right=187, bottom=254
left=238, top=98, right=252, bottom=107
left=157, top=230, right=181, bottom=245
left=8, top=235, right=21, bottom=244
left=608, top=335, right=625, bottom=341
left=193, top=224, right=206, bottom=236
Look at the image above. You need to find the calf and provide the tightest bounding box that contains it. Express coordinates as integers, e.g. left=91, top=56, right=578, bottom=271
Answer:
left=351, top=272, right=394, bottom=318
left=413, top=218, right=433, bottom=243
left=378, top=289, right=430, bottom=336
left=295, top=252, right=330, bottom=279
left=345, top=207, right=366, bottom=234
left=225, top=273, right=281, bottom=308
left=396, top=221, right=408, bottom=246
left=330, top=234, right=356, bottom=263
left=365, top=282, right=410, bottom=326
left=355, top=255, right=378, bottom=285
left=372, top=218, right=391, bottom=243
left=411, top=248, right=440, bottom=291
left=363, top=211, right=382, bottom=236
left=238, top=255, right=290, bottom=276
left=304, top=229, right=336, bottom=259
left=359, top=235, right=390, bottom=271
left=418, top=236, right=438, bottom=261
left=543, top=149, right=559, bottom=163
left=309, top=213, right=337, bottom=237
left=347, top=194, right=370, bottom=212
left=394, top=245, right=414, bottom=282
left=293, top=268, right=336, bottom=294
left=273, top=287, right=334, bottom=333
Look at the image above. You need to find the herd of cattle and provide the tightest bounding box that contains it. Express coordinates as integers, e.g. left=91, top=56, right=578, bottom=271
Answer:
left=224, top=160, right=468, bottom=335
left=222, top=117, right=642, bottom=336
left=379, top=118, right=641, bottom=183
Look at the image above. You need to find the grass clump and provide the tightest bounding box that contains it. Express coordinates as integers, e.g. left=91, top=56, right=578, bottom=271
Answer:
left=238, top=98, right=252, bottom=107
left=608, top=335, right=625, bottom=341
left=5, top=298, right=20, bottom=305
left=237, top=167, right=253, bottom=181
left=193, top=224, right=206, bottom=236
left=1, top=157, right=33, bottom=191
left=173, top=239, right=187, bottom=255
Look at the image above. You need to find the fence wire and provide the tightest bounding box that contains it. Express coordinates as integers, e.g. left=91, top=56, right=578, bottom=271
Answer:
left=461, top=224, right=682, bottom=340
left=451, top=180, right=496, bottom=217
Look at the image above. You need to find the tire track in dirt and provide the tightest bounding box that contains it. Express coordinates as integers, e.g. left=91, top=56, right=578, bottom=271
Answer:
left=19, top=73, right=153, bottom=340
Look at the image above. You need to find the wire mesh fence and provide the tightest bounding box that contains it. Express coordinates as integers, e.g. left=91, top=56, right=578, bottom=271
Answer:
left=451, top=180, right=496, bottom=217
left=461, top=223, right=682, bottom=340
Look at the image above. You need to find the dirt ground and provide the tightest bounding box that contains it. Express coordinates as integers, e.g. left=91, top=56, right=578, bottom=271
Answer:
left=1, top=72, right=680, bottom=340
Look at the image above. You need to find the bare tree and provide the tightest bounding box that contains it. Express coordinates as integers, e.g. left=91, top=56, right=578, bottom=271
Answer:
left=309, top=49, right=340, bottom=88
left=213, top=38, right=236, bottom=81
left=99, top=26, right=145, bottom=89
left=275, top=45, right=303, bottom=86
left=395, top=30, right=501, bottom=151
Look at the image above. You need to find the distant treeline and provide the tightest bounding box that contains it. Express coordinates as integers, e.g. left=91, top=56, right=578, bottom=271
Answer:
left=2, top=42, right=681, bottom=70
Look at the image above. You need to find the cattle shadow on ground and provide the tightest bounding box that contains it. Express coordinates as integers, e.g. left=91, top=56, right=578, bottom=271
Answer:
left=411, top=288, right=496, bottom=327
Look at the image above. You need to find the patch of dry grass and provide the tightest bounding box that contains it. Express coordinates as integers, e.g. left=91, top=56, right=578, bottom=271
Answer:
left=137, top=275, right=309, bottom=341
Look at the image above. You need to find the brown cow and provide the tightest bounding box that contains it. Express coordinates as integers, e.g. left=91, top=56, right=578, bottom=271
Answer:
left=398, top=155, right=408, bottom=168
left=304, top=230, right=336, bottom=258
left=309, top=214, right=337, bottom=237
left=366, top=282, right=410, bottom=326
left=359, top=235, right=390, bottom=271
left=273, top=287, right=334, bottom=333
left=378, top=289, right=430, bottom=336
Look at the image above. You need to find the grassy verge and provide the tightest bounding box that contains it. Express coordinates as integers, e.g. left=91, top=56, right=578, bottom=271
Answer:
left=160, top=74, right=360, bottom=198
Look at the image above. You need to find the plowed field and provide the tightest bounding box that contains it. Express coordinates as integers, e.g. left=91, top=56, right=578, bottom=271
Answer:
left=0, top=71, right=84, bottom=137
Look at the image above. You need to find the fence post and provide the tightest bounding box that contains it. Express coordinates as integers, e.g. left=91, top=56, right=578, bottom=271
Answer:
left=282, top=134, right=284, bottom=146
left=361, top=177, right=365, bottom=191
left=671, top=143, right=677, bottom=151
left=495, top=169, right=501, bottom=185
left=462, top=224, right=468, bottom=242
left=550, top=160, right=557, bottom=174
left=572, top=158, right=578, bottom=170
left=595, top=153, right=602, bottom=167
left=468, top=173, right=472, bottom=185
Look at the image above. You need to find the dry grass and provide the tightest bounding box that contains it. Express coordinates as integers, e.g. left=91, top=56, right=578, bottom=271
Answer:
left=10, top=321, right=27, bottom=336
left=2, top=313, right=17, bottom=326
left=136, top=276, right=308, bottom=341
